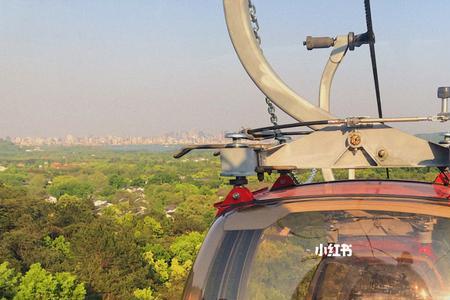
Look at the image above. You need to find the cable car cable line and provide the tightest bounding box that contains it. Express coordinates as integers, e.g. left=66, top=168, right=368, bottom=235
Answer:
left=363, top=0, right=390, bottom=179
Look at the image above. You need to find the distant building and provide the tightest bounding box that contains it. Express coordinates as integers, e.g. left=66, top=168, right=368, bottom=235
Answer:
left=165, top=204, right=177, bottom=219
left=94, top=200, right=109, bottom=207
left=45, top=196, right=57, bottom=204
left=9, top=130, right=227, bottom=147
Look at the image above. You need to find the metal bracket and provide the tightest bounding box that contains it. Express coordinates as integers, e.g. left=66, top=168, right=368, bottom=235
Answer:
left=259, top=125, right=449, bottom=170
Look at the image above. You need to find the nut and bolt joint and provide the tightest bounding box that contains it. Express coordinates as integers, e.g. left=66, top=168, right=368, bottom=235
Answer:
left=348, top=133, right=362, bottom=148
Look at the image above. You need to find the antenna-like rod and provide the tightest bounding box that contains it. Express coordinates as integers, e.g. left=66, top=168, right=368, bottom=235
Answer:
left=365, top=0, right=383, bottom=118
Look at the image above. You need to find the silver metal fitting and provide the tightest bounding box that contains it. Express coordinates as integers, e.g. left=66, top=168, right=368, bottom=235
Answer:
left=225, top=132, right=252, bottom=141
left=438, top=87, right=450, bottom=116
left=439, top=132, right=450, bottom=145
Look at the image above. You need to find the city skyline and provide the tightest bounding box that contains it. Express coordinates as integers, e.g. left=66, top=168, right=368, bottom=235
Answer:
left=5, top=130, right=228, bottom=146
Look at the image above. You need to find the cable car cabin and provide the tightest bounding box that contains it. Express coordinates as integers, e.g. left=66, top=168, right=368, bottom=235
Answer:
left=174, top=0, right=450, bottom=298
left=182, top=180, right=450, bottom=300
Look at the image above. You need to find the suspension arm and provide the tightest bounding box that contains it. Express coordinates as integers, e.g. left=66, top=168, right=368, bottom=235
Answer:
left=223, top=0, right=334, bottom=129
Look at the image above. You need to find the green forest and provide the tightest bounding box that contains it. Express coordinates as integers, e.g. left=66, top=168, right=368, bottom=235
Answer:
left=0, top=139, right=441, bottom=299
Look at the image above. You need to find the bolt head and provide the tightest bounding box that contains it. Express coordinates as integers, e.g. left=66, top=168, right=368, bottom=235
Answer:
left=232, top=193, right=240, bottom=200
left=438, top=87, right=450, bottom=99
left=377, top=149, right=388, bottom=161
left=348, top=133, right=362, bottom=147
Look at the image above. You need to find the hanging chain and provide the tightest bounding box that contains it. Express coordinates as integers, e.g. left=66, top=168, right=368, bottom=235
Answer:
left=248, top=0, right=261, bottom=46
left=248, top=0, right=315, bottom=179
left=265, top=97, right=278, bottom=125
left=248, top=0, right=279, bottom=128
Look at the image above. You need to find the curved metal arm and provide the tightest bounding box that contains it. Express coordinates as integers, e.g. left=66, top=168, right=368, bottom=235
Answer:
left=319, top=35, right=349, bottom=112
left=318, top=35, right=349, bottom=181
left=223, top=0, right=334, bottom=129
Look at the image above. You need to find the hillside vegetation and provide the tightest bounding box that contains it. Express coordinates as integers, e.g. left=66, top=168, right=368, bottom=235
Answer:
left=0, top=143, right=441, bottom=299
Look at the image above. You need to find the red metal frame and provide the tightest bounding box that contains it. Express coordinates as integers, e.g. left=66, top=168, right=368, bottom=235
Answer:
left=255, top=180, right=450, bottom=201
left=215, top=179, right=450, bottom=216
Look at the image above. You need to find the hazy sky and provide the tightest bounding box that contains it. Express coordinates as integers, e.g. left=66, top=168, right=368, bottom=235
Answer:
left=1, top=0, right=450, bottom=137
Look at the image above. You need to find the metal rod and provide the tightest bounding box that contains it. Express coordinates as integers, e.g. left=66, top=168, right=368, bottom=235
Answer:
left=364, top=0, right=384, bottom=119
left=248, top=120, right=337, bottom=134
left=252, top=131, right=312, bottom=138
left=359, top=117, right=432, bottom=123
left=248, top=116, right=437, bottom=134
left=365, top=0, right=389, bottom=179
left=442, top=98, right=448, bottom=114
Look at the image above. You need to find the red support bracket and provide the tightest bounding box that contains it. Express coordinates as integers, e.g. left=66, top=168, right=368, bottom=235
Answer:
left=271, top=173, right=298, bottom=191
left=214, top=186, right=254, bottom=217
left=434, top=171, right=450, bottom=186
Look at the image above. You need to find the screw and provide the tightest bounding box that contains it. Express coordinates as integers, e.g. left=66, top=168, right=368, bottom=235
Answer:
left=378, top=149, right=386, bottom=158
left=232, top=193, right=240, bottom=200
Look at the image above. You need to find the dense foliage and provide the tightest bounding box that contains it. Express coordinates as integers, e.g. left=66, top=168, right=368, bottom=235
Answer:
left=0, top=140, right=441, bottom=299
left=0, top=143, right=222, bottom=299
